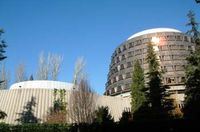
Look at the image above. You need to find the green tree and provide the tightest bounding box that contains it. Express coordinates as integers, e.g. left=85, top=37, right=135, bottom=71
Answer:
left=0, top=28, right=7, bottom=120
left=16, top=97, right=40, bottom=124
left=119, top=111, right=132, bottom=123
left=29, top=74, right=34, bottom=80
left=146, top=42, right=166, bottom=119
left=0, top=29, right=7, bottom=62
left=195, top=0, right=200, bottom=4
left=186, top=10, right=200, bottom=47
left=131, top=60, right=146, bottom=113
left=183, top=10, right=200, bottom=120
left=46, top=89, right=68, bottom=124
left=183, top=49, right=200, bottom=120
left=94, top=106, right=114, bottom=124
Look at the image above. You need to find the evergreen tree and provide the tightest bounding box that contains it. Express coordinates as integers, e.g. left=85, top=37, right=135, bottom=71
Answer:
left=0, top=29, right=7, bottom=61
left=146, top=42, right=166, bottom=119
left=183, top=10, right=200, bottom=120
left=183, top=49, right=200, bottom=120
left=131, top=60, right=146, bottom=113
left=119, top=111, right=132, bottom=123
left=29, top=74, right=34, bottom=80
left=195, top=0, right=200, bottom=4
left=0, top=28, right=7, bottom=119
left=186, top=10, right=200, bottom=47
left=16, top=97, right=40, bottom=124
left=94, top=106, right=114, bottom=124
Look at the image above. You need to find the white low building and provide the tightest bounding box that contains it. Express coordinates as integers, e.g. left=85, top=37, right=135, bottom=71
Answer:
left=0, top=80, right=131, bottom=124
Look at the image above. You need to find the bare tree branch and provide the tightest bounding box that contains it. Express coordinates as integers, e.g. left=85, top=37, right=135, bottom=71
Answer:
left=73, top=57, right=86, bottom=89
left=48, top=53, right=63, bottom=81
left=69, top=79, right=96, bottom=124
left=37, top=52, right=49, bottom=80
left=69, top=57, right=96, bottom=124
left=15, top=63, right=27, bottom=82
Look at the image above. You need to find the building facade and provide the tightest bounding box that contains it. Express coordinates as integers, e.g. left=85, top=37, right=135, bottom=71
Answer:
left=105, top=28, right=195, bottom=105
left=0, top=81, right=131, bottom=124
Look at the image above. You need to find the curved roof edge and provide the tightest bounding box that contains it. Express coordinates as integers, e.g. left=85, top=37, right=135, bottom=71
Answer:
left=127, top=28, right=181, bottom=40
left=10, top=80, right=74, bottom=90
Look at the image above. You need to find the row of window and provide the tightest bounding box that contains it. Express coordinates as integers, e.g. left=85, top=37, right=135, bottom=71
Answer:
left=112, top=45, right=192, bottom=66
left=107, top=72, right=185, bottom=88
left=160, top=65, right=185, bottom=72
left=108, top=72, right=132, bottom=85
left=163, top=77, right=185, bottom=85
left=110, top=58, right=185, bottom=78
left=113, top=35, right=193, bottom=57
left=109, top=62, right=133, bottom=76
left=107, top=84, right=132, bottom=95
left=158, top=45, right=194, bottom=51
left=159, top=55, right=188, bottom=61
left=107, top=76, right=186, bottom=95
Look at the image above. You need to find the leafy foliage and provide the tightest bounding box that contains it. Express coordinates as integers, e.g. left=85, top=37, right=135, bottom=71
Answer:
left=46, top=89, right=68, bottom=124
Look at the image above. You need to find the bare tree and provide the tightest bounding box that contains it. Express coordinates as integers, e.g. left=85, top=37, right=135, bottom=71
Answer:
left=15, top=63, right=27, bottom=83
left=72, top=57, right=86, bottom=88
left=36, top=52, right=49, bottom=80
left=69, top=79, right=96, bottom=124
left=69, top=57, right=96, bottom=124
left=0, top=63, right=10, bottom=89
left=48, top=53, right=63, bottom=80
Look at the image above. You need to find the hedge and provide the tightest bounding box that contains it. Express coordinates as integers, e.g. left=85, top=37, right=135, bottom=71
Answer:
left=0, top=119, right=200, bottom=132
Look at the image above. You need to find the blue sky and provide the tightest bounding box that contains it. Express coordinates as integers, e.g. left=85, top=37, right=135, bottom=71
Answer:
left=0, top=0, right=199, bottom=95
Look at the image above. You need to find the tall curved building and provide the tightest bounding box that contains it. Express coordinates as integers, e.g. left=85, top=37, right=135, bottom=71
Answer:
left=105, top=28, right=195, bottom=105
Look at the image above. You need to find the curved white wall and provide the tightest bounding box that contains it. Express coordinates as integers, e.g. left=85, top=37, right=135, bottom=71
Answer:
left=0, top=89, right=131, bottom=124
left=10, top=80, right=73, bottom=90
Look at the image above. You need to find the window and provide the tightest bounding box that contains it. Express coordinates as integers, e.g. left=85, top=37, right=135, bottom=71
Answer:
left=117, top=86, right=122, bottom=92
left=118, top=48, right=121, bottom=54
left=128, top=52, right=132, bottom=58
left=122, top=54, right=126, bottom=60
left=181, top=77, right=185, bottom=82
left=118, top=75, right=123, bottom=80
left=184, top=36, right=188, bottom=42
left=120, top=64, right=125, bottom=70
left=176, top=35, right=182, bottom=41
left=123, top=45, right=127, bottom=51
left=126, top=72, right=131, bottom=79
left=129, top=43, right=133, bottom=48
left=127, top=62, right=132, bottom=68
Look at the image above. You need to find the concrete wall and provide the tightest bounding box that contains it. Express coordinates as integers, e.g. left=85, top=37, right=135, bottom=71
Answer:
left=0, top=89, right=131, bottom=124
